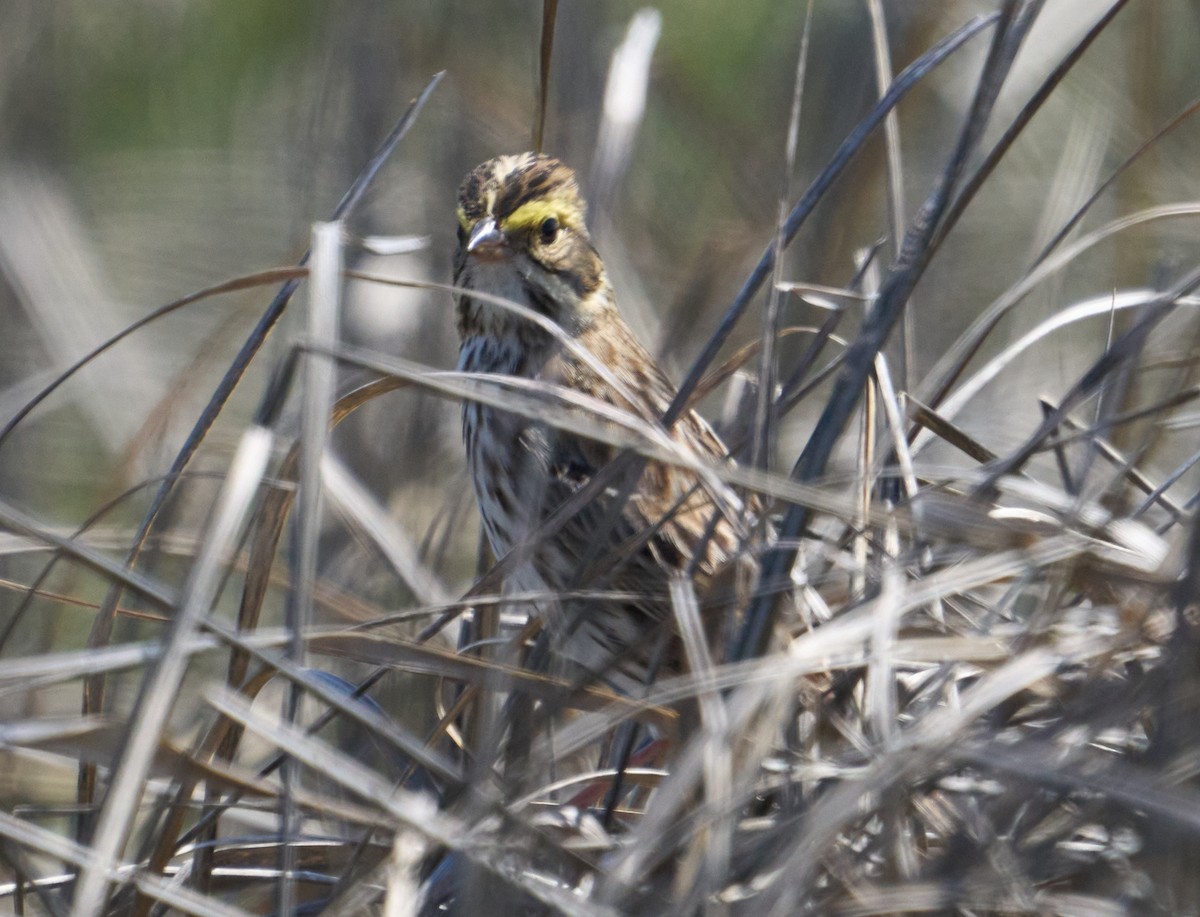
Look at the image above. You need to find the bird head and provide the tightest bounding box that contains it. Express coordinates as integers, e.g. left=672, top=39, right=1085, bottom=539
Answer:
left=453, top=153, right=609, bottom=338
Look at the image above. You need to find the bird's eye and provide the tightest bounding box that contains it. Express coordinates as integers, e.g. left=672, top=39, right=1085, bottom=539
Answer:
left=539, top=216, right=559, bottom=245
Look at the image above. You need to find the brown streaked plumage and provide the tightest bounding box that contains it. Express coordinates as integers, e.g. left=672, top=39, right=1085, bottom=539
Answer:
left=452, top=152, right=747, bottom=686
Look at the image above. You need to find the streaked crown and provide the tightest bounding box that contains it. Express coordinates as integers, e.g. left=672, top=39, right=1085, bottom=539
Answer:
left=453, top=154, right=609, bottom=338
left=456, top=153, right=588, bottom=238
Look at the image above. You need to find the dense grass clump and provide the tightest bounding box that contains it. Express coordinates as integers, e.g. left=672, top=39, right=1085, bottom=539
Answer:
left=2, top=2, right=1199, bottom=915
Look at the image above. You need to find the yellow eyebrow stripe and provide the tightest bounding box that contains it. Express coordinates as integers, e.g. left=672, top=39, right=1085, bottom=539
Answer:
left=501, top=199, right=573, bottom=233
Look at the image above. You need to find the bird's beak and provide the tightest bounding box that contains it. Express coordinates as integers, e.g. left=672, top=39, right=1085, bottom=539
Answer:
left=466, top=216, right=508, bottom=261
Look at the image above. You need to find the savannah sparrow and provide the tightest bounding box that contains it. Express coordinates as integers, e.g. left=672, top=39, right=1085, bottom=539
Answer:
left=452, top=153, right=747, bottom=686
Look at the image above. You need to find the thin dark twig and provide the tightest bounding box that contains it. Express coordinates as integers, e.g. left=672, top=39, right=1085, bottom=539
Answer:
left=0, top=470, right=225, bottom=654
left=1033, top=92, right=1200, bottom=269
left=733, top=3, right=1035, bottom=664
left=0, top=268, right=303, bottom=451
left=663, top=13, right=998, bottom=429
left=768, top=239, right=882, bottom=434
left=754, top=0, right=815, bottom=471
left=496, top=15, right=1001, bottom=665
left=1040, top=399, right=1079, bottom=496
left=917, top=0, right=1132, bottom=415
left=536, top=1, right=558, bottom=153
left=73, top=71, right=443, bottom=839
left=0, top=499, right=175, bottom=610
left=975, top=264, right=1200, bottom=495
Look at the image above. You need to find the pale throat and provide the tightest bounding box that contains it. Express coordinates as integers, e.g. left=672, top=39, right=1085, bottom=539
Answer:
left=457, top=259, right=558, bottom=378
left=458, top=255, right=529, bottom=331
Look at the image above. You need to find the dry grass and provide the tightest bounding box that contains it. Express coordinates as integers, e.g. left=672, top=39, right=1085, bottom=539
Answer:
left=2, top=2, right=1200, bottom=915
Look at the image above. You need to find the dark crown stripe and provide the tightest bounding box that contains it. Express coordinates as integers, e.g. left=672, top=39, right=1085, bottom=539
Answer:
left=497, top=165, right=570, bottom=218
